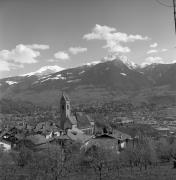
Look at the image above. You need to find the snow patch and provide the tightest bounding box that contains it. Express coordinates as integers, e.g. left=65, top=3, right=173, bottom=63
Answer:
left=39, top=74, right=52, bottom=80
left=21, top=65, right=65, bottom=77
left=41, top=74, right=66, bottom=82
left=79, top=70, right=85, bottom=75
left=120, top=73, right=127, bottom=76
left=6, top=81, right=18, bottom=85
left=67, top=79, right=81, bottom=83
left=85, top=61, right=101, bottom=66
left=118, top=55, right=137, bottom=69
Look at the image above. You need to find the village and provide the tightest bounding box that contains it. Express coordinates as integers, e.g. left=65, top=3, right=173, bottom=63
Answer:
left=1, top=93, right=176, bottom=153
left=1, top=94, right=176, bottom=179
left=0, top=93, right=132, bottom=153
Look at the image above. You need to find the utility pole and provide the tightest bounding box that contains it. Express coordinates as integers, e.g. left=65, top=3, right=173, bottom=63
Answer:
left=173, top=0, right=176, bottom=34
left=156, top=0, right=176, bottom=35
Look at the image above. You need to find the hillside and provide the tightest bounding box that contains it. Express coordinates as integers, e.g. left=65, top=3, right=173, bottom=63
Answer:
left=1, top=57, right=176, bottom=106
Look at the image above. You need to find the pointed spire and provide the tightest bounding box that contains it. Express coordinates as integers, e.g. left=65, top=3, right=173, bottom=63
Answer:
left=60, top=91, right=70, bottom=101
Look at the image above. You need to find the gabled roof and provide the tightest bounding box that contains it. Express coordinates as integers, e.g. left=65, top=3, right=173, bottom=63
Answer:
left=68, top=116, right=77, bottom=125
left=82, top=134, right=120, bottom=152
left=111, top=130, right=131, bottom=141
left=54, top=134, right=71, bottom=140
left=67, top=130, right=92, bottom=143
left=75, top=112, right=92, bottom=129
left=26, top=134, right=48, bottom=145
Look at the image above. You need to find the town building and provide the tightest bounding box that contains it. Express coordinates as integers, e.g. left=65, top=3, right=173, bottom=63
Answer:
left=60, top=93, right=95, bottom=135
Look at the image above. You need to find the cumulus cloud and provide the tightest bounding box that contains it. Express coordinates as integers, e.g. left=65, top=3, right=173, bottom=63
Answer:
left=83, top=24, right=149, bottom=54
left=27, top=44, right=50, bottom=50
left=0, top=60, right=24, bottom=72
left=54, top=51, right=70, bottom=60
left=0, top=44, right=50, bottom=72
left=83, top=24, right=116, bottom=40
left=0, top=44, right=40, bottom=64
left=141, top=56, right=163, bottom=67
left=150, top=43, right=158, bottom=48
left=104, top=41, right=131, bottom=53
left=147, top=49, right=158, bottom=54
left=69, top=47, right=87, bottom=55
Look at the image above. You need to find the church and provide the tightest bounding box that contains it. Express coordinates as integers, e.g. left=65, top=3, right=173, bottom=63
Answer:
left=60, top=93, right=95, bottom=135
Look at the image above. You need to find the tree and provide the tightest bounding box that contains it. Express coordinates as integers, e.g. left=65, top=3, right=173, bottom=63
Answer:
left=80, top=145, right=119, bottom=180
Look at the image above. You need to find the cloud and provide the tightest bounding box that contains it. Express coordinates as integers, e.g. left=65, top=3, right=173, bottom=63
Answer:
left=0, top=44, right=40, bottom=64
left=0, top=44, right=49, bottom=72
left=27, top=44, right=50, bottom=50
left=147, top=49, right=158, bottom=54
left=69, top=47, right=87, bottom=55
left=83, top=24, right=116, bottom=40
left=83, top=24, right=149, bottom=54
left=54, top=51, right=70, bottom=60
left=48, top=59, right=56, bottom=62
left=161, top=48, right=168, bottom=52
left=150, top=43, right=158, bottom=48
left=0, top=60, right=24, bottom=72
left=0, top=61, right=11, bottom=71
left=141, top=56, right=163, bottom=67
left=104, top=41, right=131, bottom=53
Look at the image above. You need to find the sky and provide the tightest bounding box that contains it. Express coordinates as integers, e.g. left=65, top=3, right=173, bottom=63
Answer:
left=0, top=0, right=176, bottom=78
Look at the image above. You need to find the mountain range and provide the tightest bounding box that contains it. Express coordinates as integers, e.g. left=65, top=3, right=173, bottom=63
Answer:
left=1, top=56, right=176, bottom=106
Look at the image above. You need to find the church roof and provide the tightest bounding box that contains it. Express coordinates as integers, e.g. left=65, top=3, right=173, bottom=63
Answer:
left=75, top=112, right=92, bottom=129
left=68, top=115, right=77, bottom=125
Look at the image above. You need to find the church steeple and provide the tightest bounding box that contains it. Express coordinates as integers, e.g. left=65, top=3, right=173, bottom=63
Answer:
left=60, top=92, right=71, bottom=130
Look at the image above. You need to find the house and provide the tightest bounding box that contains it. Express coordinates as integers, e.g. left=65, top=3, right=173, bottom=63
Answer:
left=34, top=122, right=61, bottom=139
left=0, top=127, right=25, bottom=151
left=67, top=130, right=92, bottom=143
left=0, top=140, right=12, bottom=151
left=112, top=117, right=134, bottom=126
left=81, top=134, right=120, bottom=154
left=60, top=93, right=94, bottom=135
left=81, top=130, right=132, bottom=153
left=25, top=134, right=50, bottom=150
left=111, top=130, right=132, bottom=149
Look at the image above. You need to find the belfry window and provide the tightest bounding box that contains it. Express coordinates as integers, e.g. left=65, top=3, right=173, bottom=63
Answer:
left=62, top=105, right=65, bottom=110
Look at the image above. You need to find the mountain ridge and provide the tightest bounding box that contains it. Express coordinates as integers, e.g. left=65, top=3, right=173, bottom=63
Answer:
left=1, top=56, right=176, bottom=106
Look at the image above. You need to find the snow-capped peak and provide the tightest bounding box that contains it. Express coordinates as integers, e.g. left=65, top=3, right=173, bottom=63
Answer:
left=118, top=55, right=137, bottom=69
left=21, top=65, right=65, bottom=77
left=103, top=54, right=137, bottom=69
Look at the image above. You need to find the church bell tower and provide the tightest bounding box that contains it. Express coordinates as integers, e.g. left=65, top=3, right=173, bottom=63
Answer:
left=60, top=92, right=71, bottom=130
